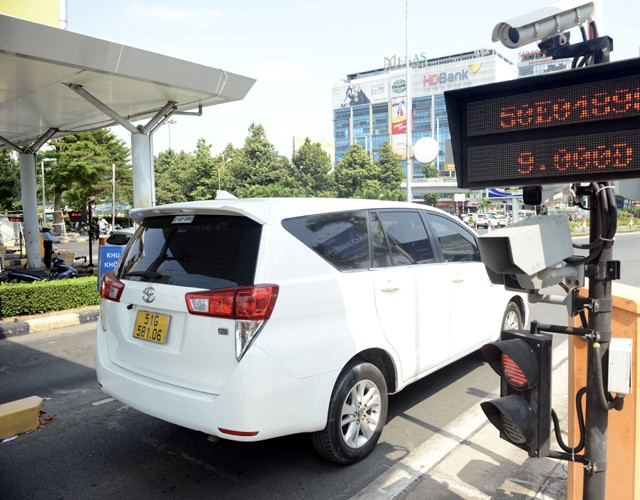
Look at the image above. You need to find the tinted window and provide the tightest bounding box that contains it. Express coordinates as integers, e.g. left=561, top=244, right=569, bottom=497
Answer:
left=426, top=214, right=480, bottom=262
left=117, top=215, right=261, bottom=288
left=283, top=211, right=370, bottom=271
left=105, top=231, right=132, bottom=246
left=374, top=211, right=434, bottom=266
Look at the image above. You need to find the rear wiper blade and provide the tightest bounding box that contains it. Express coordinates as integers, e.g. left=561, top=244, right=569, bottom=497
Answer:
left=123, top=270, right=162, bottom=279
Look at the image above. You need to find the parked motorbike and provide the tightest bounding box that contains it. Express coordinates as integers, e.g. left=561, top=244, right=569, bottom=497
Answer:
left=0, top=256, right=78, bottom=283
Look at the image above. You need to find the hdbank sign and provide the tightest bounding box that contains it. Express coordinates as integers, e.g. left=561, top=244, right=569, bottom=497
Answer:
left=415, top=57, right=494, bottom=97
left=98, top=245, right=125, bottom=286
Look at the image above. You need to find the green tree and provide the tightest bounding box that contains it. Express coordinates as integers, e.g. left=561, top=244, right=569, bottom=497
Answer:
left=332, top=143, right=381, bottom=198
left=375, top=142, right=405, bottom=200
left=0, top=150, right=20, bottom=210
left=155, top=149, right=194, bottom=204
left=478, top=197, right=491, bottom=213
left=189, top=138, right=218, bottom=200
left=291, top=138, right=333, bottom=195
left=227, top=123, right=295, bottom=197
left=423, top=193, right=439, bottom=206
left=45, top=129, right=130, bottom=231
left=420, top=162, right=439, bottom=178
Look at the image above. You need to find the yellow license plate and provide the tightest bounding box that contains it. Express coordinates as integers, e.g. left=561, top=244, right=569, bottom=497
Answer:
left=133, top=311, right=170, bottom=344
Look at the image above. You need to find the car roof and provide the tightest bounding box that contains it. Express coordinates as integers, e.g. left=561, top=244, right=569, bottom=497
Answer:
left=130, top=198, right=452, bottom=225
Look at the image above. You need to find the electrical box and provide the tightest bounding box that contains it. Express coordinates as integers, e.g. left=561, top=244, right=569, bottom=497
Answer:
left=608, top=338, right=633, bottom=395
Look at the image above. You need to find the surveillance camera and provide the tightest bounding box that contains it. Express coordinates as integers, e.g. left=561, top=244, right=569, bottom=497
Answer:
left=478, top=215, right=576, bottom=292
left=492, top=1, right=594, bottom=49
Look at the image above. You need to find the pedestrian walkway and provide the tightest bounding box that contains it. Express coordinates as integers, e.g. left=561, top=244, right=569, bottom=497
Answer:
left=352, top=343, right=569, bottom=499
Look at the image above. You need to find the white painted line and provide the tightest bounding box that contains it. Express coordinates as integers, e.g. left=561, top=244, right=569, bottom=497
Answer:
left=351, top=342, right=569, bottom=500
left=92, top=397, right=114, bottom=406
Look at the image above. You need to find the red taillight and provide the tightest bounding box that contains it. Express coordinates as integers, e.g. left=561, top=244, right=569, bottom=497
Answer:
left=100, top=271, right=124, bottom=302
left=185, top=285, right=279, bottom=319
left=501, top=353, right=528, bottom=389
left=218, top=428, right=259, bottom=437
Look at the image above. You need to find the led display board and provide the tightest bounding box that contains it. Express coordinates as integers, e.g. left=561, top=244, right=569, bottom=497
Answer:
left=444, top=58, right=640, bottom=188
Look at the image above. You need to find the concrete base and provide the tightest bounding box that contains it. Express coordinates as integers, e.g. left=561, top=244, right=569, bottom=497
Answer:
left=0, top=395, right=43, bottom=440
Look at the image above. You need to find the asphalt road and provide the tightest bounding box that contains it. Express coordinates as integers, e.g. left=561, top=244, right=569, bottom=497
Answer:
left=0, top=232, right=637, bottom=499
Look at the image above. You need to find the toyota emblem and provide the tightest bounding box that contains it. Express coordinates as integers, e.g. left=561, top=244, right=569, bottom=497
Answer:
left=142, top=287, right=156, bottom=303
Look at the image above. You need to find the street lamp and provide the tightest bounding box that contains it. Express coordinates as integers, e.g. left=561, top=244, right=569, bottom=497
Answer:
left=218, top=157, right=232, bottom=192
left=434, top=116, right=447, bottom=174
left=167, top=119, right=176, bottom=150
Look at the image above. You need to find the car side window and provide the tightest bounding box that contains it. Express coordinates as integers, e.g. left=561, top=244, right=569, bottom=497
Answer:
left=426, top=214, right=481, bottom=262
left=282, top=211, right=370, bottom=271
left=374, top=211, right=435, bottom=266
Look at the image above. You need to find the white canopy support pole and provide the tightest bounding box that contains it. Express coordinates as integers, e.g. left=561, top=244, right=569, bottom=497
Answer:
left=18, top=153, right=45, bottom=269
left=131, top=131, right=153, bottom=209
left=3, top=128, right=57, bottom=269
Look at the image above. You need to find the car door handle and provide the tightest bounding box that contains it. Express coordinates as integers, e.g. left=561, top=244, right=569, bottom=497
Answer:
left=452, top=276, right=464, bottom=284
left=379, top=281, right=400, bottom=293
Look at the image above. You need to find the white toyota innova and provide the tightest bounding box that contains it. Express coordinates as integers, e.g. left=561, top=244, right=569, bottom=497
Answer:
left=95, top=198, right=526, bottom=464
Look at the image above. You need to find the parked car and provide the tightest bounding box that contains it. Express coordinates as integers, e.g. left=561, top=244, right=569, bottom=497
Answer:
left=474, top=213, right=498, bottom=229
left=95, top=198, right=527, bottom=464
left=494, top=214, right=511, bottom=227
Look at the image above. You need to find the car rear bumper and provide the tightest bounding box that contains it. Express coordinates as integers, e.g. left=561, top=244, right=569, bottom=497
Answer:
left=95, top=328, right=336, bottom=441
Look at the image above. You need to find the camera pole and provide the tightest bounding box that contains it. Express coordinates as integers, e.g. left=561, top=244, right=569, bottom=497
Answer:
left=581, top=184, right=615, bottom=499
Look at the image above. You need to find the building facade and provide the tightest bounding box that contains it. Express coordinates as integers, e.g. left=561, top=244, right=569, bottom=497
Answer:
left=332, top=49, right=517, bottom=187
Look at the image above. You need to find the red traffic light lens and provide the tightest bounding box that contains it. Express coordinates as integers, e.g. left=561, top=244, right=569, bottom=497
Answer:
left=501, top=353, right=528, bottom=389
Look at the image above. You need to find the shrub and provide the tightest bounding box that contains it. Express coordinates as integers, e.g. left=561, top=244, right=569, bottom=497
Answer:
left=0, top=276, right=99, bottom=319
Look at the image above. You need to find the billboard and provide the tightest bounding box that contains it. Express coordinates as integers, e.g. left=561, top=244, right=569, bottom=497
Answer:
left=332, top=78, right=389, bottom=109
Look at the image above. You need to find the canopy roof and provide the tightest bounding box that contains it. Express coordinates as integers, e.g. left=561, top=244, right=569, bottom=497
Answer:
left=0, top=13, right=255, bottom=148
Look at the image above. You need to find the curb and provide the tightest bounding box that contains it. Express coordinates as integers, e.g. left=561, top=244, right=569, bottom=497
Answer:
left=0, top=308, right=100, bottom=339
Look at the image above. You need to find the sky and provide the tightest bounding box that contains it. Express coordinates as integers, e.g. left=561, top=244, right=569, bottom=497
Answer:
left=66, top=0, right=639, bottom=159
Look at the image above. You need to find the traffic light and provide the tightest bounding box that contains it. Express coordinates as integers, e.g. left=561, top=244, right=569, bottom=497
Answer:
left=480, top=329, right=552, bottom=458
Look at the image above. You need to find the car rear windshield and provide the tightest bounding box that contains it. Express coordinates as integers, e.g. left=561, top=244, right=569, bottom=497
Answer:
left=116, top=214, right=261, bottom=289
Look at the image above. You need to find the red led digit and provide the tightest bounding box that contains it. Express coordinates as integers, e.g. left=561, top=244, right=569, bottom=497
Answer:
left=517, top=152, right=535, bottom=174
left=553, top=98, right=571, bottom=122
left=553, top=149, right=571, bottom=171
left=633, top=87, right=640, bottom=112
left=593, top=145, right=611, bottom=169
left=500, top=106, right=516, bottom=129
left=573, top=147, right=590, bottom=170
left=611, top=89, right=631, bottom=113
left=534, top=100, right=553, bottom=124
left=574, top=95, right=589, bottom=119
left=517, top=105, right=533, bottom=126
left=591, top=91, right=611, bottom=117
left=612, top=143, right=633, bottom=168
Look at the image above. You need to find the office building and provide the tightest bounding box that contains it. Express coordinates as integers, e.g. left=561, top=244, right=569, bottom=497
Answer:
left=332, top=49, right=517, bottom=182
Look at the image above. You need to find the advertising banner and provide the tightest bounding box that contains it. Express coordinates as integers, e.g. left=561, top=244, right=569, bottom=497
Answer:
left=332, top=79, right=388, bottom=109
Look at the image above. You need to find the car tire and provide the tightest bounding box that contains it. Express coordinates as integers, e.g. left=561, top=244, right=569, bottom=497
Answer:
left=502, top=301, right=523, bottom=331
left=311, top=361, right=388, bottom=464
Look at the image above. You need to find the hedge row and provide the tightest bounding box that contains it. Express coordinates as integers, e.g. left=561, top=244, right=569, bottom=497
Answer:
left=0, top=277, right=100, bottom=319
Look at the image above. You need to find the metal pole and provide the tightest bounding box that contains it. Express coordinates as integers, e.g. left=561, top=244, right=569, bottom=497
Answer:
left=40, top=160, right=46, bottom=226
left=111, top=163, right=115, bottom=228
left=88, top=198, right=94, bottom=267
left=436, top=117, right=441, bottom=172
left=582, top=187, right=613, bottom=499
left=405, top=0, right=413, bottom=202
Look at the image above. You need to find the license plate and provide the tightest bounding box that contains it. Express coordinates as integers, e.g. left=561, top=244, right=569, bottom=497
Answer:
left=133, top=311, right=170, bottom=344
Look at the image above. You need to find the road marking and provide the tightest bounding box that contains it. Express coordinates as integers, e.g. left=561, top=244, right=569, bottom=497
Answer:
left=92, top=397, right=114, bottom=406
left=352, top=343, right=568, bottom=500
